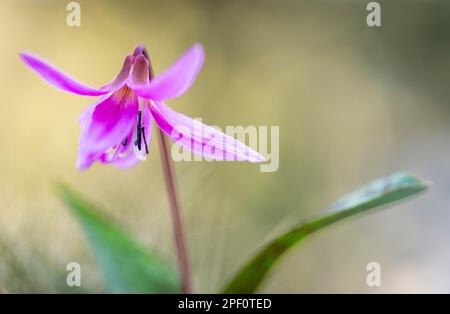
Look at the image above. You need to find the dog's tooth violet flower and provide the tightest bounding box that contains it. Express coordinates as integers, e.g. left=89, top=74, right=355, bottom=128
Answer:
left=20, top=44, right=266, bottom=170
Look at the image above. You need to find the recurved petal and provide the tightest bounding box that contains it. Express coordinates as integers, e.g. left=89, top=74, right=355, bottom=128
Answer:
left=132, top=44, right=204, bottom=101
left=128, top=55, right=150, bottom=87
left=20, top=52, right=112, bottom=96
left=100, top=55, right=134, bottom=91
left=150, top=101, right=266, bottom=162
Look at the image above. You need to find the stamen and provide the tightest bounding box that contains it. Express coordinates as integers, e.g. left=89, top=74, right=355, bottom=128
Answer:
left=132, top=110, right=150, bottom=160
left=122, top=138, right=128, bottom=147
left=135, top=111, right=142, bottom=150
left=141, top=127, right=149, bottom=154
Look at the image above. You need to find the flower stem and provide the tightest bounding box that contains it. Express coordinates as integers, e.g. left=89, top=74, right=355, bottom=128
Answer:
left=157, top=128, right=192, bottom=293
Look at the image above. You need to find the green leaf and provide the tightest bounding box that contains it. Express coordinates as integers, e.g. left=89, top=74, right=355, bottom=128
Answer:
left=57, top=185, right=181, bottom=293
left=222, top=172, right=428, bottom=293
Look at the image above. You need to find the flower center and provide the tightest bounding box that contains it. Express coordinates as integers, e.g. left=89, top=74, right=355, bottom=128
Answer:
left=113, top=86, right=135, bottom=106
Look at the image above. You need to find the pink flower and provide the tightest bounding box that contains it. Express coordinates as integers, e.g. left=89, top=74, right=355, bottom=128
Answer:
left=20, top=44, right=265, bottom=170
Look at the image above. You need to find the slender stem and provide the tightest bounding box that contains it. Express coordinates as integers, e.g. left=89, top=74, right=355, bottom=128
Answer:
left=157, top=128, right=192, bottom=293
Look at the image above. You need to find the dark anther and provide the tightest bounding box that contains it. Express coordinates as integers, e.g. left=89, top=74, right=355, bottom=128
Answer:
left=141, top=127, right=149, bottom=154
left=135, top=111, right=143, bottom=150
left=122, top=138, right=128, bottom=147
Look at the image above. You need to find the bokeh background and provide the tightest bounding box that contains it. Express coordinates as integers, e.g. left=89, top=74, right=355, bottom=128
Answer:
left=0, top=0, right=449, bottom=293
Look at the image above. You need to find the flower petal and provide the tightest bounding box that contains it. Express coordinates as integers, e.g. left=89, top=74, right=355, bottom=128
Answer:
left=128, top=55, right=150, bottom=87
left=113, top=150, right=139, bottom=169
left=132, top=44, right=204, bottom=100
left=114, top=106, right=153, bottom=169
left=150, top=101, right=266, bottom=162
left=76, top=88, right=139, bottom=170
left=98, top=132, right=138, bottom=169
left=20, top=52, right=132, bottom=96
left=78, top=92, right=113, bottom=130
left=101, top=55, right=134, bottom=91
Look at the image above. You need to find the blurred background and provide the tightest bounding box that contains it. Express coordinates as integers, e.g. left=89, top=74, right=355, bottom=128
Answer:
left=0, top=0, right=449, bottom=293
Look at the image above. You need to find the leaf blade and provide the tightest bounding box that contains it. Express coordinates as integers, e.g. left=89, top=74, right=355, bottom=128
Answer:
left=222, top=172, right=428, bottom=293
left=58, top=185, right=181, bottom=293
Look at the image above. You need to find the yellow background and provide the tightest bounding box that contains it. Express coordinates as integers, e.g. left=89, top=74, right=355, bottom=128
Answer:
left=0, top=0, right=449, bottom=292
